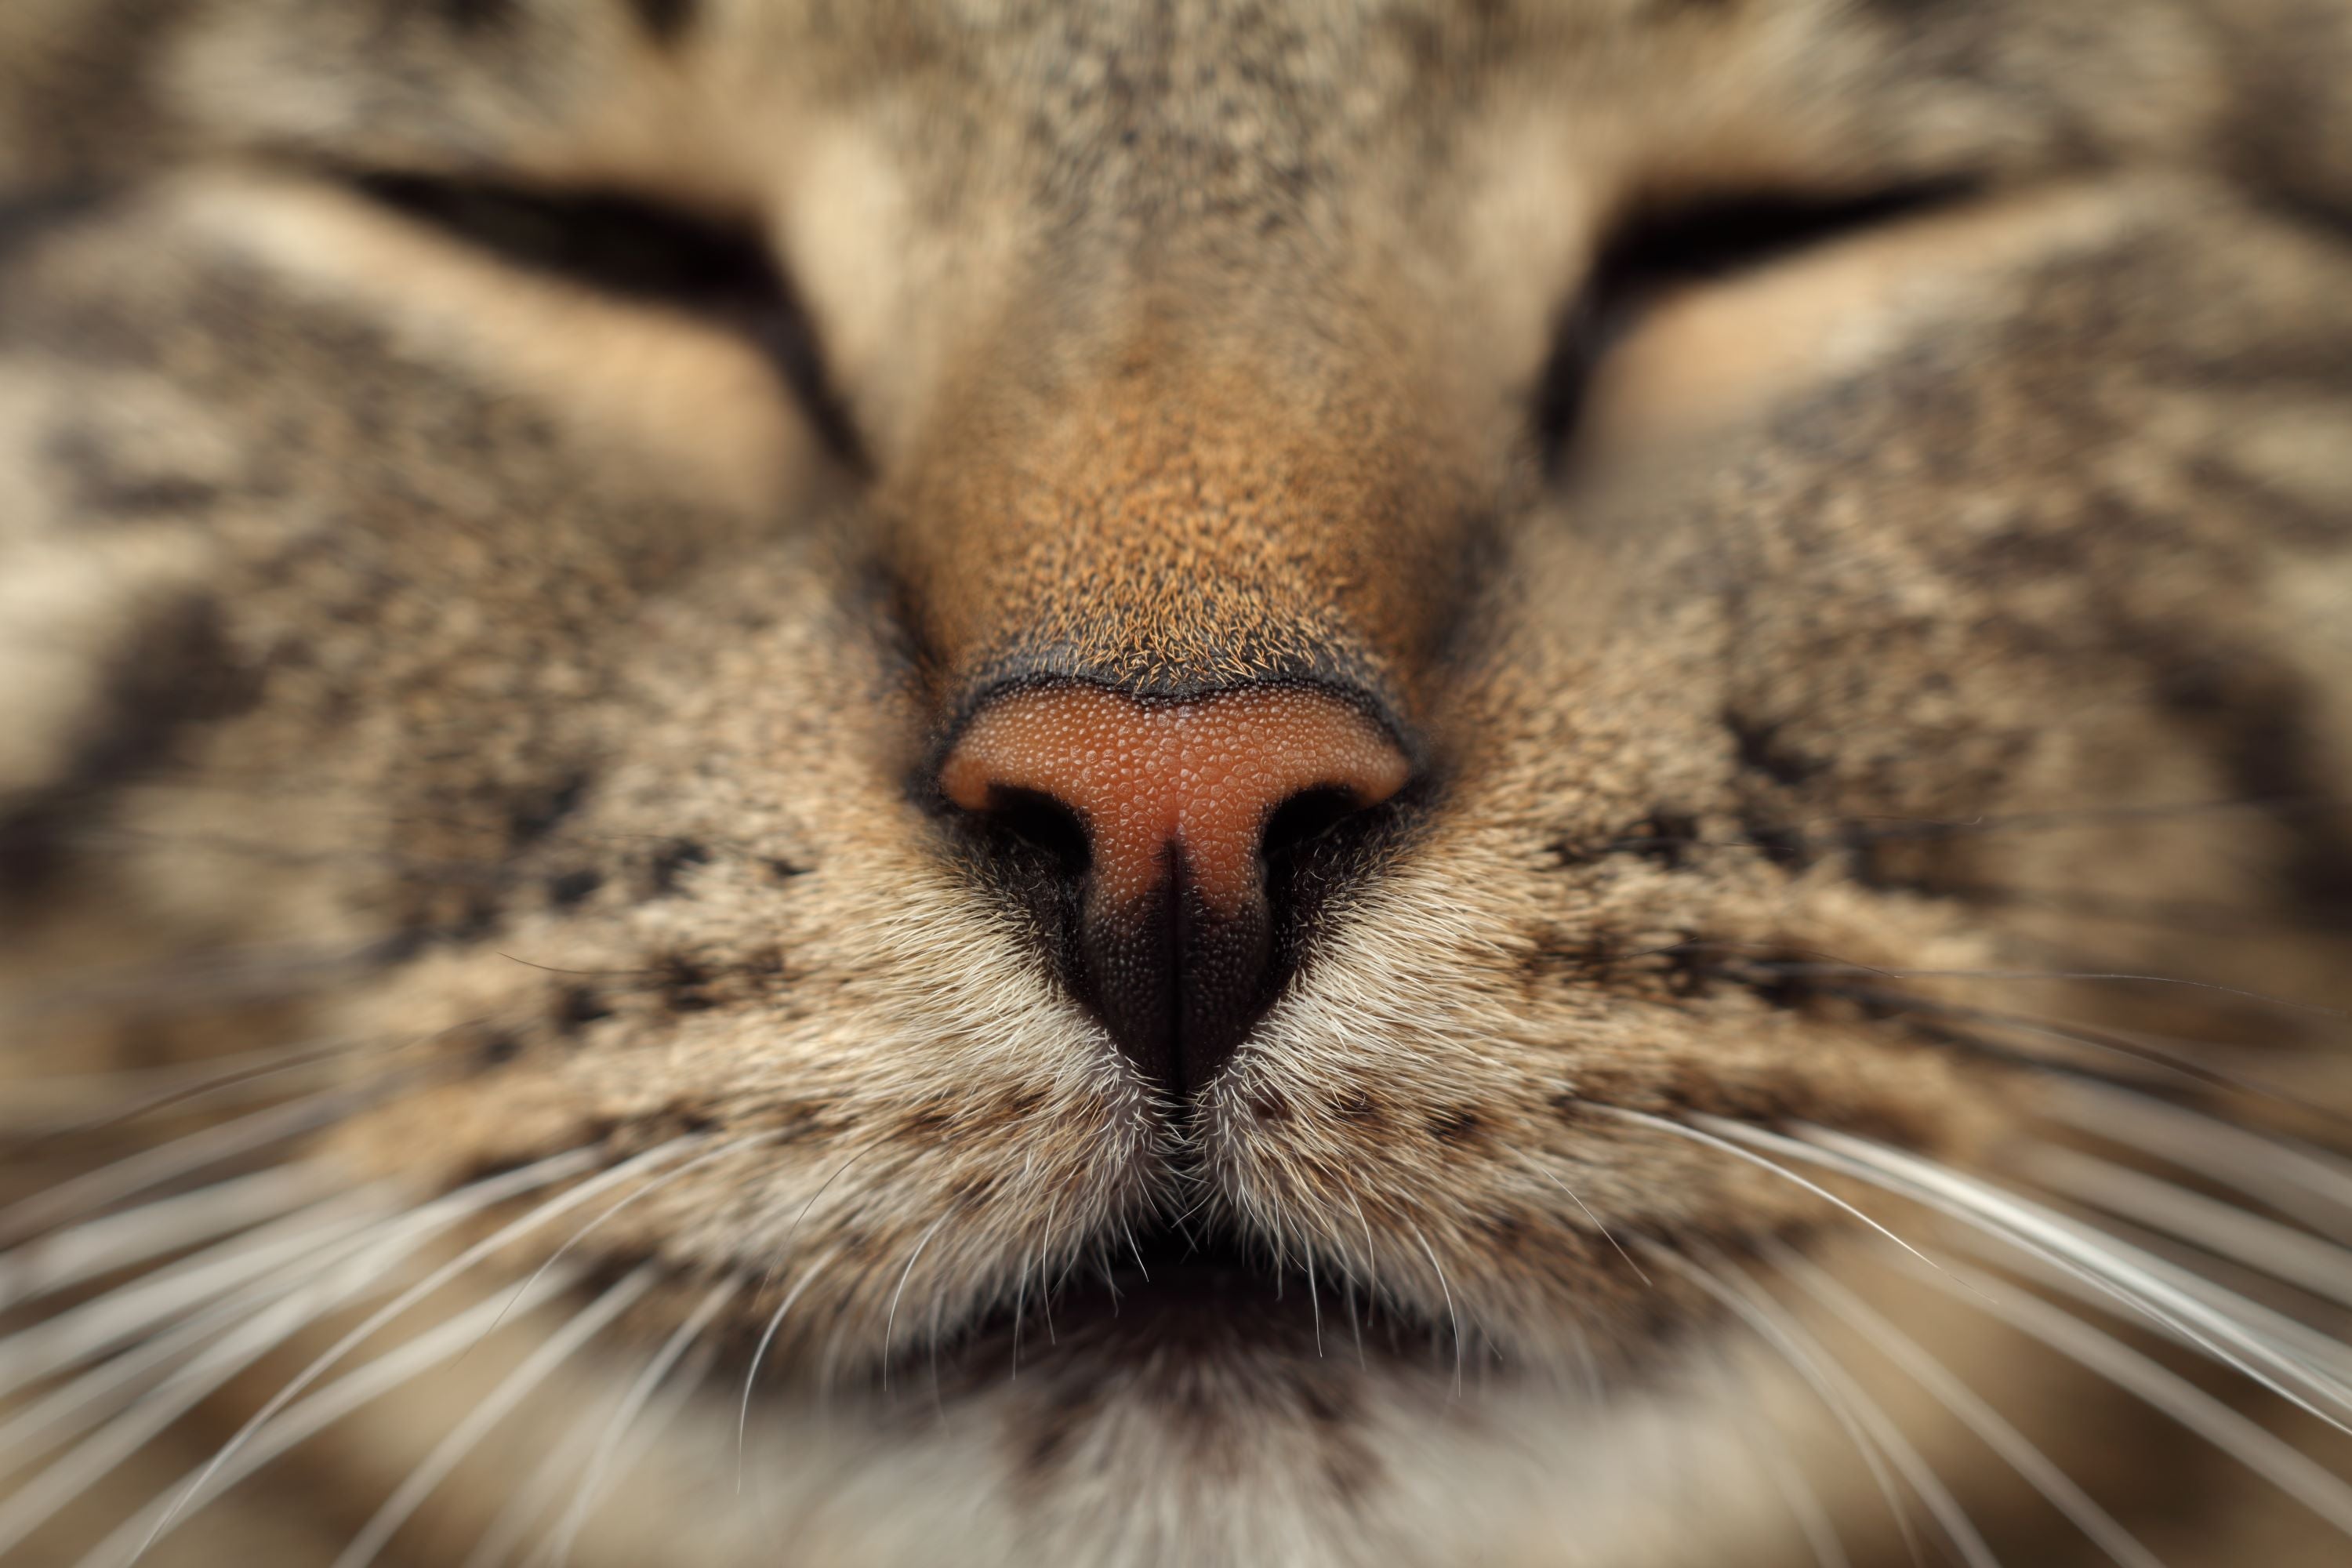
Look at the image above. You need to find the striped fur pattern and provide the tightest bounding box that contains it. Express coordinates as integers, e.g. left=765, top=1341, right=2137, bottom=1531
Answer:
left=4, top=2, right=2352, bottom=1563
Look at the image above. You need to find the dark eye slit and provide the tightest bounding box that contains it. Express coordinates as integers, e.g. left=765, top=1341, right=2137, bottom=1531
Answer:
left=1534, top=176, right=1976, bottom=466
left=347, top=170, right=869, bottom=473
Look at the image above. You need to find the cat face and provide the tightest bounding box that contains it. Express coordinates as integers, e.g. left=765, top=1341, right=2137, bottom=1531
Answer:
left=5, top=2, right=2352, bottom=1563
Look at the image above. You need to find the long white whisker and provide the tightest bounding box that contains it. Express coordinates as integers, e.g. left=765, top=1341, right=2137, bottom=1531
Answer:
left=1716, top=1112, right=2352, bottom=1403
left=0, top=1180, right=399, bottom=1399
left=1517, top=1149, right=1650, bottom=1284
left=1789, top=1123, right=2352, bottom=1432
left=1723, top=958, right=2343, bottom=1022
left=0, top=1077, right=410, bottom=1244
left=536, top=1338, right=721, bottom=1568
left=0, top=1038, right=340, bottom=1133
left=1305, top=1247, right=1323, bottom=1358
left=539, top=1275, right=742, bottom=1568
left=1402, top=1219, right=1463, bottom=1398
left=132, top=1140, right=674, bottom=1562
left=1940, top=1203, right=2352, bottom=1415
left=2040, top=1082, right=2352, bottom=1240
left=454, top=1378, right=622, bottom=1568
left=1035, top=1186, right=1063, bottom=1345
left=1010, top=1249, right=1030, bottom=1375
left=1639, top=1240, right=1934, bottom=1568
left=736, top=1255, right=833, bottom=1490
left=0, top=1193, right=424, bottom=1476
left=1898, top=1252, right=2352, bottom=1537
left=0, top=1165, right=331, bottom=1312
left=30, top=1034, right=396, bottom=1139
left=881, top=1213, right=954, bottom=1392
left=1615, top=1109, right=1955, bottom=1287
left=327, top=1265, right=659, bottom=1568
left=2024, top=1142, right=2352, bottom=1309
left=1770, top=1241, right=2165, bottom=1568
left=720, top=1140, right=887, bottom=1480
left=1741, top=1411, right=1851, bottom=1568
left=1672, top=1240, right=1998, bottom=1568
left=71, top=1265, right=586, bottom=1568
left=1345, top=1270, right=1365, bottom=1367
left=1637, top=1241, right=1929, bottom=1561
left=0, top=1184, right=535, bottom=1558
left=1340, top=1189, right=1381, bottom=1299
left=470, top=1133, right=772, bottom=1354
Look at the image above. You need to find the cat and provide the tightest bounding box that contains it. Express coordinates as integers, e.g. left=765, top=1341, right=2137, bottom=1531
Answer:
left=4, top=1, right=2352, bottom=1563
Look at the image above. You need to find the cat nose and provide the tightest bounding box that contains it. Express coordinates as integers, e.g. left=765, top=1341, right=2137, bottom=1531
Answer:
left=941, top=684, right=1411, bottom=1100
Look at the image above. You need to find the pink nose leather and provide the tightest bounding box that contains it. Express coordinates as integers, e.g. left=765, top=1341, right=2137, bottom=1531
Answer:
left=940, top=685, right=1410, bottom=920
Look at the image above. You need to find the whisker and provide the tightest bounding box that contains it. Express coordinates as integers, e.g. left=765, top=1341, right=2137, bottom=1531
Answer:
left=1820, top=985, right=2310, bottom=1108
left=0, top=1179, right=401, bottom=1399
left=0, top=1180, right=554, bottom=1558
left=524, top=1339, right=724, bottom=1568
left=470, top=1133, right=774, bottom=1356
left=1345, top=1267, right=1365, bottom=1370
left=1895, top=1253, right=2352, bottom=1538
left=1711, top=1242, right=2001, bottom=1568
left=1723, top=955, right=2344, bottom=1024
left=736, top=1254, right=833, bottom=1491
left=536, top=1274, right=742, bottom=1568
left=2081, top=1236, right=2352, bottom=1394
left=1305, top=1247, right=1323, bottom=1358
left=0, top=1076, right=418, bottom=1247
left=326, top=1265, right=659, bottom=1568
left=0, top=1164, right=330, bottom=1312
left=1899, top=879, right=2333, bottom=938
left=726, top=1138, right=888, bottom=1478
left=2023, top=1143, right=2352, bottom=1311
left=0, top=935, right=408, bottom=1023
left=1831, top=795, right=2340, bottom=841
left=1603, top=1108, right=1955, bottom=1287
left=1401, top=1219, right=1463, bottom=1398
left=0, top=1034, right=385, bottom=1138
left=1829, top=1125, right=2352, bottom=1398
left=1639, top=1241, right=1934, bottom=1568
left=1781, top=1125, right=2352, bottom=1433
left=1036, top=1187, right=1065, bottom=1346
left=2040, top=1083, right=2352, bottom=1241
left=880, top=1212, right=955, bottom=1392
left=1515, top=1152, right=1650, bottom=1285
left=453, top=1380, right=619, bottom=1568
left=0, top=1196, right=420, bottom=1475
left=1590, top=796, right=2336, bottom=861
left=1009, top=1250, right=1030, bottom=1377
left=132, top=1140, right=672, bottom=1562
left=1770, top=1240, right=2165, bottom=1568
left=71, top=1264, right=587, bottom=1568
left=1740, top=1410, right=1852, bottom=1568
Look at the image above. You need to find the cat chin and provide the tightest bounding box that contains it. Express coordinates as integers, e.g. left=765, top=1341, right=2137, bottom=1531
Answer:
left=662, top=1341, right=1795, bottom=1568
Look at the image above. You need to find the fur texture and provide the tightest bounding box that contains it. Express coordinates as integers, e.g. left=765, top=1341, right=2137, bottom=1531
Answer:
left=4, top=2, right=2352, bottom=1565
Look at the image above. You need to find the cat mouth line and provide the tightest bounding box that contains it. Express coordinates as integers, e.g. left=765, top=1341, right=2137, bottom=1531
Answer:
left=866, top=1218, right=1460, bottom=1390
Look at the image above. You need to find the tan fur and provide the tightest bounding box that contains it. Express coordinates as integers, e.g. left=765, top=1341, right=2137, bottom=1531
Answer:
left=5, top=2, right=2352, bottom=1565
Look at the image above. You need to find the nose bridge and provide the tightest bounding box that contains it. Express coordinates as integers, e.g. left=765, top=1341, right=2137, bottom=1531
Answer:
left=888, top=316, right=1483, bottom=719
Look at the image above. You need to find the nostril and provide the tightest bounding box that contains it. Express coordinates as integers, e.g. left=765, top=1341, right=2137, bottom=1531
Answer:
left=973, top=785, right=1091, bottom=878
left=1259, top=784, right=1377, bottom=866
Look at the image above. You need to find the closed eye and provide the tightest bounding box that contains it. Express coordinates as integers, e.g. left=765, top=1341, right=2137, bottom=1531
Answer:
left=1534, top=178, right=1977, bottom=467
left=348, top=171, right=869, bottom=473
